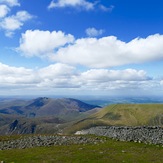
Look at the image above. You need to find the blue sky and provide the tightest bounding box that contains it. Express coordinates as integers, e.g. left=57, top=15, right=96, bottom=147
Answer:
left=0, top=0, right=163, bottom=96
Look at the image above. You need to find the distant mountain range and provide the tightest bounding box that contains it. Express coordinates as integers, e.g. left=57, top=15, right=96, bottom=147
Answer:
left=0, top=97, right=163, bottom=136
left=0, top=97, right=101, bottom=135
left=0, top=97, right=100, bottom=118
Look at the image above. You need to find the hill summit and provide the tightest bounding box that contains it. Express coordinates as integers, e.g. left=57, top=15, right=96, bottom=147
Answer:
left=0, top=97, right=101, bottom=135
left=0, top=97, right=101, bottom=118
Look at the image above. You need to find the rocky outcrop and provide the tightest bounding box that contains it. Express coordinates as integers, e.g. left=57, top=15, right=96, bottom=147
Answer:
left=0, top=135, right=105, bottom=150
left=7, top=119, right=36, bottom=135
left=75, top=126, right=163, bottom=145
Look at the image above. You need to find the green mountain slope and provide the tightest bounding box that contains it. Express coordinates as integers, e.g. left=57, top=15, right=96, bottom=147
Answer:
left=65, top=104, right=163, bottom=133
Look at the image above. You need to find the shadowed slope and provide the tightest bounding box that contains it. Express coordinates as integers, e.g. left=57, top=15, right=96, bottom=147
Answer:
left=0, top=97, right=100, bottom=118
left=0, top=97, right=100, bottom=135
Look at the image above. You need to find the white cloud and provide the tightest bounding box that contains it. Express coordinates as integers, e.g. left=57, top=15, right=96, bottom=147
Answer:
left=0, top=0, right=20, bottom=7
left=18, top=32, right=163, bottom=68
left=99, top=5, right=114, bottom=12
left=1, top=16, right=22, bottom=30
left=39, top=63, right=75, bottom=78
left=0, top=0, right=33, bottom=37
left=48, top=0, right=114, bottom=12
left=80, top=69, right=150, bottom=82
left=18, top=30, right=75, bottom=57
left=160, top=80, right=163, bottom=86
left=50, top=34, right=163, bottom=68
left=14, top=10, right=32, bottom=21
left=0, top=62, right=79, bottom=90
left=0, top=61, right=159, bottom=95
left=0, top=11, right=33, bottom=37
left=48, top=0, right=95, bottom=10
left=0, top=62, right=39, bottom=85
left=85, top=27, right=104, bottom=37
left=77, top=69, right=153, bottom=91
left=15, top=32, right=163, bottom=94
left=0, top=4, right=10, bottom=18
left=38, top=63, right=79, bottom=88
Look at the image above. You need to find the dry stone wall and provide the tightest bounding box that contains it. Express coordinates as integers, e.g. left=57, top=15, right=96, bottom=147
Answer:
left=0, top=135, right=105, bottom=150
left=75, top=126, right=163, bottom=145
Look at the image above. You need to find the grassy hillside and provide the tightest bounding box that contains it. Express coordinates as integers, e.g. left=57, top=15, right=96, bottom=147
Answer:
left=65, top=104, right=163, bottom=134
left=0, top=136, right=162, bottom=163
left=1, top=102, right=163, bottom=135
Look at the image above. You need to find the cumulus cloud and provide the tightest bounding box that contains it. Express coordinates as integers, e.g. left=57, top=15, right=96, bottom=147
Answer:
left=85, top=27, right=104, bottom=37
left=0, top=0, right=33, bottom=37
left=17, top=30, right=74, bottom=57
left=0, top=5, right=10, bottom=18
left=51, top=34, right=163, bottom=68
left=0, top=61, right=159, bottom=95
left=0, top=62, right=39, bottom=85
left=47, top=0, right=112, bottom=12
left=77, top=69, right=153, bottom=91
left=48, top=0, right=95, bottom=10
left=0, top=11, right=33, bottom=37
left=18, top=31, right=163, bottom=68
left=0, top=0, right=20, bottom=7
left=0, top=62, right=78, bottom=91
left=39, top=63, right=75, bottom=78
left=18, top=32, right=163, bottom=68
left=80, top=69, right=150, bottom=82
left=37, top=63, right=79, bottom=88
left=15, top=31, right=163, bottom=94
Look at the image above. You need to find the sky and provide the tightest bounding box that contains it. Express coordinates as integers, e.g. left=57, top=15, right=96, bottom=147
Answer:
left=0, top=0, right=163, bottom=96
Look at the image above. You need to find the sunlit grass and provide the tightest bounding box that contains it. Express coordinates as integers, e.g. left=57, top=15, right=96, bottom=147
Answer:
left=65, top=104, right=163, bottom=134
left=0, top=137, right=162, bottom=163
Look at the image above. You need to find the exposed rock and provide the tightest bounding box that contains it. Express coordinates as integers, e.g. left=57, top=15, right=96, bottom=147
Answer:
left=9, top=119, right=18, bottom=131
left=7, top=120, right=37, bottom=135
left=0, top=135, right=105, bottom=150
left=75, top=126, right=163, bottom=145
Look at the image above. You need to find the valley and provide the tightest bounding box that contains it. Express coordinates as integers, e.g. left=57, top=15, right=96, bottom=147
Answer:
left=0, top=97, right=101, bottom=135
left=0, top=97, right=163, bottom=162
left=0, top=97, right=163, bottom=135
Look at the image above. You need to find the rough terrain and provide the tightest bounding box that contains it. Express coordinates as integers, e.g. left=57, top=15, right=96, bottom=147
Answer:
left=0, top=135, right=105, bottom=150
left=76, top=126, right=163, bottom=145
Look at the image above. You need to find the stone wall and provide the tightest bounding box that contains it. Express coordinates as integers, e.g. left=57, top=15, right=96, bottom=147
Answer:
left=75, top=126, right=163, bottom=145
left=0, top=135, right=105, bottom=150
